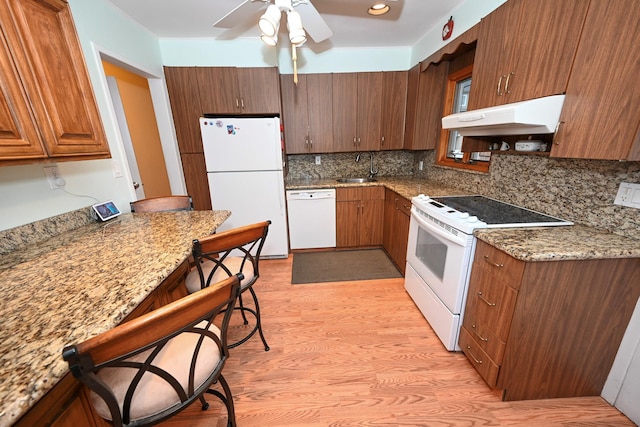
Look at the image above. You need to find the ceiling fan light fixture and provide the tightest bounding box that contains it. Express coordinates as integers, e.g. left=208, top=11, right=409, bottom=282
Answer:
left=287, top=10, right=307, bottom=45
left=258, top=4, right=281, bottom=37
left=368, top=3, right=390, bottom=16
left=261, top=33, right=278, bottom=46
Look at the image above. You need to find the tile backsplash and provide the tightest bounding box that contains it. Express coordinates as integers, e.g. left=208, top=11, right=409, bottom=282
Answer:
left=288, top=150, right=640, bottom=240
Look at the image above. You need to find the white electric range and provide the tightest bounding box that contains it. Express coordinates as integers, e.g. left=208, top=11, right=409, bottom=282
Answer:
left=404, top=194, right=573, bottom=351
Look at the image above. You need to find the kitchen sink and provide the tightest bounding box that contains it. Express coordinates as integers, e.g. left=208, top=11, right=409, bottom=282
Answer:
left=336, top=177, right=377, bottom=183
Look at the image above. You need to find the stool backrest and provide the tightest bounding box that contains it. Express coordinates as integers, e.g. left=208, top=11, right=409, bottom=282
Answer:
left=62, top=274, right=241, bottom=426
left=130, top=196, right=193, bottom=213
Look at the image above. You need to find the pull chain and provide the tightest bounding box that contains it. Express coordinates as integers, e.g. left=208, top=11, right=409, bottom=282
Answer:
left=292, top=43, right=298, bottom=85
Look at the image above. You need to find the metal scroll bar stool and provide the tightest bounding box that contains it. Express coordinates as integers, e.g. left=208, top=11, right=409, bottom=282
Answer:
left=62, top=274, right=242, bottom=427
left=185, top=220, right=271, bottom=351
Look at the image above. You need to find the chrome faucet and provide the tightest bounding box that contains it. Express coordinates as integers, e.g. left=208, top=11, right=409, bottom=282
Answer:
left=368, top=152, right=378, bottom=178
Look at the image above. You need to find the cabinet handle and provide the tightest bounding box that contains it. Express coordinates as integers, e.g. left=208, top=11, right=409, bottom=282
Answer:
left=357, top=137, right=361, bottom=145
left=240, top=98, right=245, bottom=109
left=381, top=136, right=385, bottom=145
left=477, top=291, right=496, bottom=307
left=497, top=74, right=505, bottom=96
left=466, top=346, right=483, bottom=364
left=309, top=139, right=313, bottom=147
left=483, top=255, right=503, bottom=268
left=353, top=137, right=357, bottom=148
left=471, top=324, right=489, bottom=342
left=504, top=71, right=514, bottom=94
left=553, top=121, right=565, bottom=145
left=235, top=98, right=240, bottom=109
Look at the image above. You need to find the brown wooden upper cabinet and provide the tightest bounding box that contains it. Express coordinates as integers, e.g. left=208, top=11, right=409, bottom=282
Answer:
left=280, top=73, right=333, bottom=154
left=0, top=0, right=109, bottom=164
left=551, top=0, right=640, bottom=161
left=164, top=67, right=204, bottom=154
left=380, top=71, right=408, bottom=150
left=196, top=67, right=281, bottom=115
left=468, top=0, right=589, bottom=110
left=332, top=72, right=383, bottom=152
left=409, top=62, right=448, bottom=151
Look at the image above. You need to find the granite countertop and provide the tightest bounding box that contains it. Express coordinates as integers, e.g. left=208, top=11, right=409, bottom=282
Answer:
left=287, top=176, right=640, bottom=262
left=475, top=225, right=640, bottom=261
left=285, top=176, right=468, bottom=200
left=0, top=210, right=230, bottom=427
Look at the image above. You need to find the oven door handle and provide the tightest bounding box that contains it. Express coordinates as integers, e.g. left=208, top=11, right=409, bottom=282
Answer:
left=411, top=208, right=469, bottom=247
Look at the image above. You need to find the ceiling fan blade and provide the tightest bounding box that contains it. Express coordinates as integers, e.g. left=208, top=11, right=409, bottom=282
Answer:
left=214, top=0, right=268, bottom=28
left=294, top=1, right=333, bottom=43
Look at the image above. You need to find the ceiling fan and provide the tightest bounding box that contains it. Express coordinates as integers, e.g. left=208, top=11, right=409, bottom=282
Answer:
left=214, top=0, right=333, bottom=46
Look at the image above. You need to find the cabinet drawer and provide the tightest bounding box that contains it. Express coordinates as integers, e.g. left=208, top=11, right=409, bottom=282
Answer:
left=465, top=265, right=518, bottom=341
left=474, top=241, right=525, bottom=290
left=336, top=186, right=384, bottom=201
left=459, top=326, right=500, bottom=388
left=461, top=319, right=507, bottom=364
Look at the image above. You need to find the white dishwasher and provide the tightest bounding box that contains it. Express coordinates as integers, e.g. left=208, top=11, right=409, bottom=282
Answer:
left=286, top=189, right=336, bottom=249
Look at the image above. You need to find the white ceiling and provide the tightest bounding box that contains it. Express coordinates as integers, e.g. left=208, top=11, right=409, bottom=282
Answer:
left=105, top=0, right=465, bottom=48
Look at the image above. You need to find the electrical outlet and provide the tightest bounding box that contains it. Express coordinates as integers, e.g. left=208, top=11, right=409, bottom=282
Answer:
left=614, top=182, right=640, bottom=209
left=43, top=165, right=66, bottom=189
left=419, top=160, right=424, bottom=171
left=315, top=155, right=321, bottom=165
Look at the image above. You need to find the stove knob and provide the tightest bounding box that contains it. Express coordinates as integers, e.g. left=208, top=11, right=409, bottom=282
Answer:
left=458, top=212, right=470, bottom=219
left=467, top=216, right=479, bottom=223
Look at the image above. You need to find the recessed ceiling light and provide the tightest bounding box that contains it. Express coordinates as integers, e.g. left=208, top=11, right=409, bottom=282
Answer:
left=368, top=3, right=390, bottom=16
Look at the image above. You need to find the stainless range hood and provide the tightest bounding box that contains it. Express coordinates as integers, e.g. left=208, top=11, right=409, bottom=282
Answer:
left=442, top=94, right=565, bottom=136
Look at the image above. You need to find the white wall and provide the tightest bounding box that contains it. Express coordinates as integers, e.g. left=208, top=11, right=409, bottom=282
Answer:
left=411, top=0, right=507, bottom=65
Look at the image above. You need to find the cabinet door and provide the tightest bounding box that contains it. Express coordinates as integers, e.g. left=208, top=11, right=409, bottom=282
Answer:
left=506, top=0, right=588, bottom=103
left=469, top=0, right=588, bottom=109
left=1, top=0, right=109, bottom=158
left=384, top=188, right=410, bottom=271
left=467, top=0, right=519, bottom=109
left=332, top=73, right=358, bottom=152
left=0, top=28, right=47, bottom=160
left=237, top=67, right=281, bottom=114
left=197, top=67, right=240, bottom=114
left=551, top=0, right=640, bottom=160
left=280, top=74, right=309, bottom=154
left=383, top=188, right=396, bottom=255
left=164, top=67, right=204, bottom=154
left=411, top=62, right=447, bottom=150
left=403, top=64, right=421, bottom=150
left=357, top=72, right=382, bottom=151
left=180, top=153, right=211, bottom=211
left=306, top=73, right=333, bottom=153
left=360, top=198, right=384, bottom=246
left=380, top=71, right=407, bottom=150
left=336, top=200, right=360, bottom=247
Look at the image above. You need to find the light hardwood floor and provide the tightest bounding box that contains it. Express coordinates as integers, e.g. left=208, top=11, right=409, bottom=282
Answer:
left=164, top=256, right=634, bottom=426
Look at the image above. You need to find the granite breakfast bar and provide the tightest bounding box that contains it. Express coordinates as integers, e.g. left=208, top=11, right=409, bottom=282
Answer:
left=0, top=209, right=230, bottom=427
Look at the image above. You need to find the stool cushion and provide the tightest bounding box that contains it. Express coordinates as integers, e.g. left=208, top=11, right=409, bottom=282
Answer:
left=185, top=257, right=255, bottom=294
left=91, top=322, right=222, bottom=422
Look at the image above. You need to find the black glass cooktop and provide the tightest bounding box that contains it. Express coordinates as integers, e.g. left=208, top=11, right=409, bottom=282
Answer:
left=430, top=195, right=573, bottom=227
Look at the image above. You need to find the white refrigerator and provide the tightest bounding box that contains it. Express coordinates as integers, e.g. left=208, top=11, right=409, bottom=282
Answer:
left=200, top=115, right=288, bottom=258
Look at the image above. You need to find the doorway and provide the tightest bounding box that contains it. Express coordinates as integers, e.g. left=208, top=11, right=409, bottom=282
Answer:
left=102, top=60, right=171, bottom=199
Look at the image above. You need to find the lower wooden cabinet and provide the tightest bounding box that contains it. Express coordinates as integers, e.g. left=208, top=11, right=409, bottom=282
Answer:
left=15, top=260, right=191, bottom=426
left=461, top=240, right=640, bottom=401
left=336, top=186, right=384, bottom=248
left=382, top=188, right=411, bottom=274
